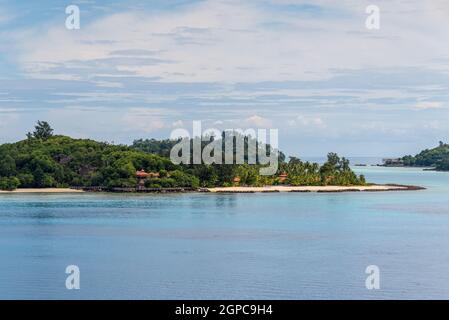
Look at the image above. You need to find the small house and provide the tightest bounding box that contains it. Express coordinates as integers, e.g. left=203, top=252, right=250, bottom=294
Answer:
left=136, top=170, right=160, bottom=187
left=278, top=172, right=288, bottom=183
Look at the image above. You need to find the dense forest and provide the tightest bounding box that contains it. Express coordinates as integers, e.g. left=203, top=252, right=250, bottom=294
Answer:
left=402, top=141, right=449, bottom=171
left=131, top=133, right=365, bottom=187
left=0, top=122, right=196, bottom=190
left=0, top=121, right=366, bottom=190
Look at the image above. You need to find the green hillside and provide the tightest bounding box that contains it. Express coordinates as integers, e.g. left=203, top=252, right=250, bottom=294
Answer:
left=402, top=142, right=449, bottom=171
left=0, top=121, right=366, bottom=190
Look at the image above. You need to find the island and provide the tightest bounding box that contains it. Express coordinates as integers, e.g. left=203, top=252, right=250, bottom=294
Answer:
left=0, top=121, right=423, bottom=193
left=380, top=141, right=449, bottom=171
left=401, top=141, right=449, bottom=171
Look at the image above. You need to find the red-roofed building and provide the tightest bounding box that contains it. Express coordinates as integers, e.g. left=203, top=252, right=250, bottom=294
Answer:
left=136, top=170, right=161, bottom=187
left=136, top=170, right=150, bottom=178
left=278, top=172, right=288, bottom=183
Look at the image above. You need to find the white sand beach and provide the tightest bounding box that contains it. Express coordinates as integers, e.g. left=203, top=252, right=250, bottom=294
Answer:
left=0, top=188, right=85, bottom=194
left=0, top=185, right=422, bottom=194
left=207, top=185, right=413, bottom=193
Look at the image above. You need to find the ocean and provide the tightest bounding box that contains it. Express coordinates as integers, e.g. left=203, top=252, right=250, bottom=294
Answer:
left=1, top=166, right=449, bottom=299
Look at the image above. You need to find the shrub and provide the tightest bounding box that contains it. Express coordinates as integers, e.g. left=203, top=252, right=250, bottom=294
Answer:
left=0, top=177, right=21, bottom=191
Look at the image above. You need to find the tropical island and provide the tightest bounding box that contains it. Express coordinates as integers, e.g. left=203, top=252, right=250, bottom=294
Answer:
left=0, top=121, right=421, bottom=193
left=400, top=142, right=449, bottom=171
left=380, top=142, right=449, bottom=171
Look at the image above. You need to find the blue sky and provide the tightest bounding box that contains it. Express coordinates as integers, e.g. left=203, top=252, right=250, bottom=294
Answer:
left=1, top=0, right=449, bottom=157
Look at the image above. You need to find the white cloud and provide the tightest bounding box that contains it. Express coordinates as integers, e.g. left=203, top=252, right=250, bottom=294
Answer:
left=14, top=0, right=449, bottom=83
left=0, top=108, right=21, bottom=141
left=244, top=115, right=273, bottom=127
left=171, top=120, right=184, bottom=127
left=424, top=120, right=441, bottom=129
left=122, top=108, right=167, bottom=133
left=288, top=115, right=326, bottom=128
left=38, top=106, right=172, bottom=140
left=414, top=101, right=443, bottom=110
left=4, top=1, right=449, bottom=155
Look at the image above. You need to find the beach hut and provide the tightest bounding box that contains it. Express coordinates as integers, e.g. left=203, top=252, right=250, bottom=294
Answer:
left=136, top=169, right=150, bottom=179
left=136, top=170, right=160, bottom=178
left=136, top=170, right=160, bottom=187
left=278, top=172, right=288, bottom=183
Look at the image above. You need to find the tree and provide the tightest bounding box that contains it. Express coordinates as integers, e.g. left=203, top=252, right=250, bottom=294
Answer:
left=28, top=121, right=54, bottom=140
left=0, top=177, right=20, bottom=191
left=288, top=156, right=302, bottom=165
left=0, top=155, right=16, bottom=176
left=33, top=167, right=45, bottom=187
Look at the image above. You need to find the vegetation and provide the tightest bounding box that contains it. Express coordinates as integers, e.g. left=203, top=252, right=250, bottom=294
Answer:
left=144, top=170, right=199, bottom=189
left=132, top=133, right=287, bottom=187
left=0, top=128, right=196, bottom=190
left=132, top=138, right=179, bottom=158
left=280, top=153, right=365, bottom=186
left=133, top=132, right=366, bottom=187
left=0, top=122, right=367, bottom=190
left=26, top=120, right=54, bottom=141
left=402, top=141, right=449, bottom=171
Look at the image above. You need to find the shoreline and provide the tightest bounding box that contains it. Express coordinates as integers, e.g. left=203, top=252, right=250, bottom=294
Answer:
left=0, top=188, right=85, bottom=194
left=0, top=184, right=425, bottom=194
left=378, top=165, right=448, bottom=171
left=206, top=184, right=425, bottom=193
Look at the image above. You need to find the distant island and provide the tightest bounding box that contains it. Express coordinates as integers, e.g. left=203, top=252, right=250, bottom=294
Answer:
left=0, top=121, right=419, bottom=193
left=381, top=142, right=449, bottom=171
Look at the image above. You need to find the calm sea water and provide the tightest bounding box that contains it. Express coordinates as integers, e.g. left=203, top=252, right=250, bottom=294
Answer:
left=1, top=166, right=449, bottom=299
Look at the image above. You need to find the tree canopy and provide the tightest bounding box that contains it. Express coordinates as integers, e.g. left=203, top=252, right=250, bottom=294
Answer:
left=27, top=121, right=54, bottom=140
left=0, top=122, right=367, bottom=190
left=402, top=142, right=449, bottom=171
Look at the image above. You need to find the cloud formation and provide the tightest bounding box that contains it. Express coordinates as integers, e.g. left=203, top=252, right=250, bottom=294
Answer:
left=15, top=0, right=449, bottom=83
left=1, top=0, right=449, bottom=156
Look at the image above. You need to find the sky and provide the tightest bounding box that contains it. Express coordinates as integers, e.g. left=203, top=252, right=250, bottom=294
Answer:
left=1, top=0, right=449, bottom=157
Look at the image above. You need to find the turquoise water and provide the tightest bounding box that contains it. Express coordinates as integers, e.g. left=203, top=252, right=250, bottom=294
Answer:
left=1, top=167, right=449, bottom=299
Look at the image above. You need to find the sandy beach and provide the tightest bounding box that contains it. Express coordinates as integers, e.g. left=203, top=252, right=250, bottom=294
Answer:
left=207, top=185, right=421, bottom=193
left=0, top=188, right=84, bottom=194
left=0, top=185, right=424, bottom=194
